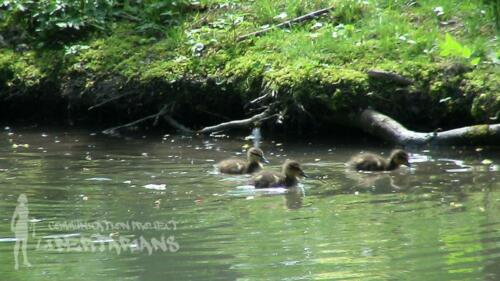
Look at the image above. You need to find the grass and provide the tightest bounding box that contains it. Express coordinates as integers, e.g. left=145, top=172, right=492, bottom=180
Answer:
left=0, top=0, right=498, bottom=128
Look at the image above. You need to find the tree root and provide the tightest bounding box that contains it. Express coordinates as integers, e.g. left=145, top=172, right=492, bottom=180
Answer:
left=350, top=109, right=500, bottom=146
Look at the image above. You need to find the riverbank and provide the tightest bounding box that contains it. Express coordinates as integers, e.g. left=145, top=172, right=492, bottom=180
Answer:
left=0, top=0, right=498, bottom=136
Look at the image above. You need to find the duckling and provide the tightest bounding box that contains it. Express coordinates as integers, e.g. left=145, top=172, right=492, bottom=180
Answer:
left=252, top=160, right=307, bottom=188
left=348, top=149, right=410, bottom=171
left=217, top=147, right=269, bottom=174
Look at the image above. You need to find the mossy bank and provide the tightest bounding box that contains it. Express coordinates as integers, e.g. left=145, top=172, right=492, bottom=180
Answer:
left=0, top=0, right=498, bottom=135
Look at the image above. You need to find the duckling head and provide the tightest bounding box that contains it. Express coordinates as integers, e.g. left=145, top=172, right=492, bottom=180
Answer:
left=390, top=149, right=410, bottom=167
left=283, top=160, right=307, bottom=179
left=247, top=147, right=269, bottom=164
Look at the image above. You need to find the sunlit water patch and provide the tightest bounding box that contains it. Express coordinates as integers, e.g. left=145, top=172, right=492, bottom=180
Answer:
left=0, top=128, right=498, bottom=280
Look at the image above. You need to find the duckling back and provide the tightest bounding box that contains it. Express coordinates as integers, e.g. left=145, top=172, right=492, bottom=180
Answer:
left=348, top=153, right=386, bottom=171
left=217, top=158, right=250, bottom=174
left=216, top=147, right=267, bottom=174
left=252, top=159, right=304, bottom=188
left=252, top=171, right=285, bottom=188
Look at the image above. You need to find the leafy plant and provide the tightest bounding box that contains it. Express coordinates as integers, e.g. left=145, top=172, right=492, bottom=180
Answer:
left=439, top=33, right=480, bottom=65
left=1, top=0, right=116, bottom=44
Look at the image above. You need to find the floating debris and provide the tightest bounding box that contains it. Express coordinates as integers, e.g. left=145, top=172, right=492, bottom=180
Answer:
left=85, top=177, right=112, bottom=181
left=481, top=159, right=493, bottom=165
left=12, top=144, right=29, bottom=148
left=143, top=184, right=166, bottom=190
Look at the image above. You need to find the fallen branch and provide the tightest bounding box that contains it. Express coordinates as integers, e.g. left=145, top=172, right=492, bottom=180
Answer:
left=163, top=115, right=194, bottom=134
left=102, top=104, right=193, bottom=135
left=248, top=92, right=271, bottom=105
left=367, top=70, right=414, bottom=86
left=102, top=113, right=159, bottom=136
left=350, top=109, right=500, bottom=145
left=237, top=6, right=334, bottom=41
left=88, top=91, right=136, bottom=111
left=198, top=107, right=277, bottom=134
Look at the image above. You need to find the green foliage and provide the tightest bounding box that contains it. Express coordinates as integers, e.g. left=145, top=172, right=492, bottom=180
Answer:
left=0, top=0, right=498, bottom=125
left=332, top=0, right=370, bottom=23
left=0, top=0, right=200, bottom=45
left=1, top=0, right=115, bottom=44
left=439, top=33, right=480, bottom=65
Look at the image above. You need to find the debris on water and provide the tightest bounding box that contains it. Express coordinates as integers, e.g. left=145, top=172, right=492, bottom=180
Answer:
left=246, top=196, right=254, bottom=200
left=82, top=196, right=89, bottom=201
left=143, top=184, right=166, bottom=190
left=41, top=133, right=48, bottom=137
left=141, top=152, right=148, bottom=157
left=481, top=159, right=493, bottom=165
left=123, top=180, right=132, bottom=184
left=154, top=199, right=161, bottom=207
left=12, top=144, right=29, bottom=148
left=85, top=177, right=112, bottom=181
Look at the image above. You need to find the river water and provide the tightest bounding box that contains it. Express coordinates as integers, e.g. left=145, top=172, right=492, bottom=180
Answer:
left=0, top=128, right=499, bottom=280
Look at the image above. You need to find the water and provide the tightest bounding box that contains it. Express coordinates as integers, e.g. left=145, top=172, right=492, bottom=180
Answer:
left=0, top=129, right=499, bottom=280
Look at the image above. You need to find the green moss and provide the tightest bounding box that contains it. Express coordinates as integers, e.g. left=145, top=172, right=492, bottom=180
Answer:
left=0, top=50, right=46, bottom=91
left=0, top=0, right=498, bottom=131
left=463, top=69, right=500, bottom=122
left=465, top=124, right=492, bottom=139
left=471, top=93, right=500, bottom=122
left=141, top=58, right=191, bottom=83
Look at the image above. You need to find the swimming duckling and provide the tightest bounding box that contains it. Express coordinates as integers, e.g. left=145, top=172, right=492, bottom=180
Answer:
left=217, top=147, right=269, bottom=174
left=252, top=160, right=307, bottom=188
left=348, top=149, right=410, bottom=171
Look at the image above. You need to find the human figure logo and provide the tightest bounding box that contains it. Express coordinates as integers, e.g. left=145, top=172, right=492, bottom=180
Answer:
left=10, top=193, right=179, bottom=270
left=11, top=194, right=31, bottom=270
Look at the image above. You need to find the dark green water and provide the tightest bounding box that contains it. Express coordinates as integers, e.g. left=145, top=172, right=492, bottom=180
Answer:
left=0, top=129, right=499, bottom=281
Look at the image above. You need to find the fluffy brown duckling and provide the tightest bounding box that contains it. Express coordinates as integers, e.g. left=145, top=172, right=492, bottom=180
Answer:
left=216, top=147, right=269, bottom=174
left=348, top=149, right=410, bottom=171
left=252, top=160, right=307, bottom=188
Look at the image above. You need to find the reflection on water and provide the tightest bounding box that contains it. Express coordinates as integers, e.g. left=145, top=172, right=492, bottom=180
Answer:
left=0, top=128, right=499, bottom=280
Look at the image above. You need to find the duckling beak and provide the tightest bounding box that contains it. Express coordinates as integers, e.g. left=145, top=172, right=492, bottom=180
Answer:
left=261, top=156, right=270, bottom=164
left=299, top=171, right=308, bottom=178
